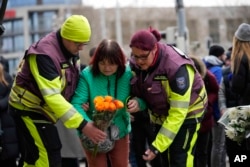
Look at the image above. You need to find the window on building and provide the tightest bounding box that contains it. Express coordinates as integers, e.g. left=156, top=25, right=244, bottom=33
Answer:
left=13, top=19, right=23, bottom=33
left=3, top=21, right=12, bottom=34
left=14, top=35, right=24, bottom=51
left=7, top=57, right=21, bottom=77
left=158, top=20, right=174, bottom=32
left=8, top=0, right=82, bottom=8
left=226, top=19, right=243, bottom=42
left=2, top=37, right=13, bottom=53
left=121, top=21, right=130, bottom=45
left=136, top=20, right=154, bottom=30
left=187, top=20, right=198, bottom=41
left=1, top=19, right=24, bottom=53
left=209, top=19, right=220, bottom=43
left=29, top=10, right=58, bottom=43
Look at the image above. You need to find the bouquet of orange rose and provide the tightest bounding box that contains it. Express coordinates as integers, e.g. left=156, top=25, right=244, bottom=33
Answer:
left=81, top=95, right=124, bottom=157
left=92, top=95, right=123, bottom=130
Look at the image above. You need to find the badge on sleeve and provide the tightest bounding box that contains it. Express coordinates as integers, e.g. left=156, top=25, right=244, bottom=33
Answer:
left=176, top=76, right=186, bottom=89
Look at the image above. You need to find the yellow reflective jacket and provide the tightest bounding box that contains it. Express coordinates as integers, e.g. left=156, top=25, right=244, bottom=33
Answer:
left=130, top=44, right=208, bottom=152
left=9, top=32, right=84, bottom=128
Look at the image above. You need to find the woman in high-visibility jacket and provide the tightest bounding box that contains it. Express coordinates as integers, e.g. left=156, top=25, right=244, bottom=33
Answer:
left=8, top=15, right=106, bottom=167
left=127, top=27, right=208, bottom=167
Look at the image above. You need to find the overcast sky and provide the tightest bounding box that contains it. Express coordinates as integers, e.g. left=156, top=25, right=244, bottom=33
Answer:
left=82, top=0, right=250, bottom=8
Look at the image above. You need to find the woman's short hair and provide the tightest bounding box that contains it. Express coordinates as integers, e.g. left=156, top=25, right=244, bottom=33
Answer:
left=90, top=39, right=126, bottom=78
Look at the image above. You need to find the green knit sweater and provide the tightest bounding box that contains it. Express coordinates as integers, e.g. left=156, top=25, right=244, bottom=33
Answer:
left=71, top=65, right=132, bottom=138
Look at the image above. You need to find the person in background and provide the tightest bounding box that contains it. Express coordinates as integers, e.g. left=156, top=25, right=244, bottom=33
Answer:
left=203, top=45, right=226, bottom=85
left=0, top=63, right=19, bottom=167
left=8, top=15, right=106, bottom=167
left=89, top=47, right=96, bottom=58
left=203, top=44, right=227, bottom=167
left=55, top=120, right=85, bottom=167
left=71, top=39, right=132, bottom=167
left=230, top=22, right=250, bottom=166
left=231, top=23, right=250, bottom=106
left=0, top=55, right=9, bottom=73
left=130, top=108, right=163, bottom=167
left=223, top=47, right=232, bottom=71
left=80, top=47, right=96, bottom=70
left=218, top=47, right=244, bottom=167
left=127, top=27, right=208, bottom=167
left=190, top=56, right=219, bottom=167
left=220, top=47, right=234, bottom=116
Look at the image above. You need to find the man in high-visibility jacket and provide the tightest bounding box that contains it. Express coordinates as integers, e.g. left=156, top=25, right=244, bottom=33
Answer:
left=127, top=27, right=208, bottom=167
left=8, top=15, right=106, bottom=167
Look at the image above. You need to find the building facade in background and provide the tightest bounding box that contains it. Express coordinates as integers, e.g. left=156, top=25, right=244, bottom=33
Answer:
left=1, top=0, right=82, bottom=75
left=1, top=1, right=250, bottom=75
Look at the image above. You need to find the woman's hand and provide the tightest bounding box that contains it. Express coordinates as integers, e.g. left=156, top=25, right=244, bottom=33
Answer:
left=127, top=98, right=140, bottom=113
left=142, top=148, right=156, bottom=161
left=82, top=102, right=89, bottom=111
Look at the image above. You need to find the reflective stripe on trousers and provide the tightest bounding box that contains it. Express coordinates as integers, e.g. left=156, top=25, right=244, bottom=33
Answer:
left=11, top=110, right=62, bottom=167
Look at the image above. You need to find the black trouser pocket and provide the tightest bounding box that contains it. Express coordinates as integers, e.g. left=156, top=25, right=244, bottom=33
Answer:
left=36, top=123, right=62, bottom=167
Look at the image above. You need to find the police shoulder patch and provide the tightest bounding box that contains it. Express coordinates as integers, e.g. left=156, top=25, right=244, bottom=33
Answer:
left=176, top=76, right=186, bottom=89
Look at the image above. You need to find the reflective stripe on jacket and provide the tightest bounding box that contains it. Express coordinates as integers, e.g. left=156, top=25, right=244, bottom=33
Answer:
left=130, top=43, right=208, bottom=152
left=9, top=32, right=83, bottom=128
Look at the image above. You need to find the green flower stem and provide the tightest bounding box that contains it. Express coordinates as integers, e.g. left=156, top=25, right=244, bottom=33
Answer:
left=93, top=144, right=98, bottom=157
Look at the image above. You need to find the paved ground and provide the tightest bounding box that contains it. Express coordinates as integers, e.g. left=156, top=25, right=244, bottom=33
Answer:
left=80, top=162, right=86, bottom=167
left=80, top=162, right=150, bottom=167
left=80, top=159, right=229, bottom=167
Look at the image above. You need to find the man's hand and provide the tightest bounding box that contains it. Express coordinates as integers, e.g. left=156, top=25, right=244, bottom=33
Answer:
left=142, top=148, right=156, bottom=161
left=81, top=122, right=106, bottom=144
